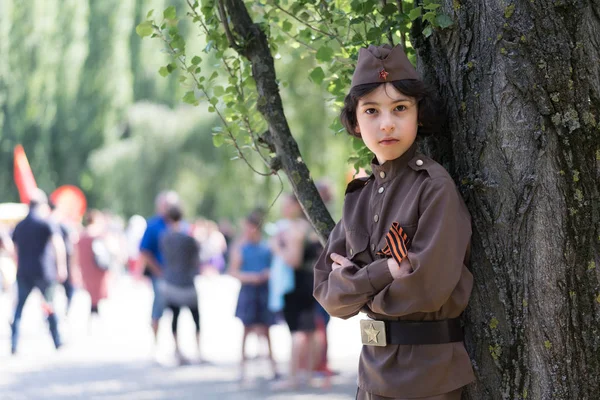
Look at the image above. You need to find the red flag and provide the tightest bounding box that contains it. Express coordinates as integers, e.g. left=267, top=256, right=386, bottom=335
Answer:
left=13, top=145, right=38, bottom=204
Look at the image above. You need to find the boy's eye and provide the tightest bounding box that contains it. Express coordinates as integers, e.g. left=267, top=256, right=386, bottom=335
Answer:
left=365, top=108, right=377, bottom=115
left=395, top=105, right=407, bottom=111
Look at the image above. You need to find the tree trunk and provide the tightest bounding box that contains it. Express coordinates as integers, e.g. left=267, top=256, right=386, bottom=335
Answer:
left=414, top=1, right=600, bottom=399
left=221, top=0, right=335, bottom=243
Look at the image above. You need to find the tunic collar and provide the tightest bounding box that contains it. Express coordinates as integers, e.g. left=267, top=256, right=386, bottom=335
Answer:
left=371, top=142, right=417, bottom=184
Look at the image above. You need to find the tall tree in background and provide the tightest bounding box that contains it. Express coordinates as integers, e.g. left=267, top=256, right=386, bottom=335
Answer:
left=140, top=0, right=600, bottom=398
left=0, top=0, right=349, bottom=219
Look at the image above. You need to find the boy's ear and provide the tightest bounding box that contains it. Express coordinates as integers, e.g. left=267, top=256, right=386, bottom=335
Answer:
left=354, top=126, right=361, bottom=135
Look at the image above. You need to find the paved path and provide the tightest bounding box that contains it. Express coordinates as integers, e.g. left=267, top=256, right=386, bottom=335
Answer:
left=0, top=275, right=363, bottom=399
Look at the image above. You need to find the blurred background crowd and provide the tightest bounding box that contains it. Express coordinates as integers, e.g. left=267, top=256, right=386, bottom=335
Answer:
left=0, top=181, right=342, bottom=391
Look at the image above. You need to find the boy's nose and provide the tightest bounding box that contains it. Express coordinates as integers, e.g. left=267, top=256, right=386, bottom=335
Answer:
left=380, top=115, right=395, bottom=133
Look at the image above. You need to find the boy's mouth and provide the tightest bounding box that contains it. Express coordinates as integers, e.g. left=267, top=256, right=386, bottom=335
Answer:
left=379, top=138, right=399, bottom=146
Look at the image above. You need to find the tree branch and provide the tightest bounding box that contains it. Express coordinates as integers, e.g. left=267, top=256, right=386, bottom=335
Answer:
left=217, top=0, right=241, bottom=51
left=396, top=0, right=406, bottom=49
left=382, top=0, right=394, bottom=45
left=156, top=24, right=272, bottom=177
left=222, top=0, right=335, bottom=243
left=270, top=3, right=335, bottom=39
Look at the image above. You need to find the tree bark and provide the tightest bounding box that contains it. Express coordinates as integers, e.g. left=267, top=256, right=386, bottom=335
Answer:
left=221, top=0, right=335, bottom=244
left=414, top=1, right=600, bottom=399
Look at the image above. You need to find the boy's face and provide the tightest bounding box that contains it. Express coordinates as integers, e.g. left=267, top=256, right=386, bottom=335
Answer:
left=243, top=220, right=260, bottom=241
left=355, top=83, right=418, bottom=164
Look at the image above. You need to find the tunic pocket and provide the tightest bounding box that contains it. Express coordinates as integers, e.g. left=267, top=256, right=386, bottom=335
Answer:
left=345, top=230, right=370, bottom=267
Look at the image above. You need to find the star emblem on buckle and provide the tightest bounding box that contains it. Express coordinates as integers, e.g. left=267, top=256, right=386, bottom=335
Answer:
left=360, top=320, right=387, bottom=346
left=364, top=323, right=379, bottom=343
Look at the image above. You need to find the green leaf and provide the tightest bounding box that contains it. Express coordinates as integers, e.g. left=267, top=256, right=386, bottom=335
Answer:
left=164, top=6, right=176, bottom=20
left=213, top=86, right=225, bottom=96
left=182, top=91, right=197, bottom=104
left=316, top=46, right=334, bottom=62
left=423, top=25, right=433, bottom=37
left=423, top=11, right=437, bottom=23
left=209, top=71, right=218, bottom=81
left=366, top=27, right=381, bottom=41
left=158, top=66, right=169, bottom=77
left=282, top=20, right=293, bottom=32
left=436, top=14, right=454, bottom=28
left=380, top=3, right=398, bottom=16
left=191, top=56, right=202, bottom=65
left=409, top=7, right=422, bottom=21
left=136, top=21, right=154, bottom=37
left=423, top=3, right=441, bottom=10
left=212, top=133, right=225, bottom=147
left=166, top=63, right=177, bottom=73
left=309, top=67, right=325, bottom=85
left=146, top=9, right=154, bottom=19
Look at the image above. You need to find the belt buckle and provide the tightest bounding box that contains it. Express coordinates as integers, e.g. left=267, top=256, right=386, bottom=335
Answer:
left=360, top=319, right=387, bottom=346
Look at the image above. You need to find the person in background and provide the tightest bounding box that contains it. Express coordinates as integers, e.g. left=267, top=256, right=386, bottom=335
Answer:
left=203, top=220, right=227, bottom=274
left=139, top=191, right=180, bottom=351
left=0, top=228, right=16, bottom=293
left=125, top=215, right=147, bottom=278
left=159, top=204, right=203, bottom=365
left=49, top=200, right=75, bottom=313
left=75, top=210, right=111, bottom=328
left=270, top=195, right=321, bottom=389
left=230, top=209, right=279, bottom=383
left=218, top=218, right=235, bottom=268
left=267, top=198, right=296, bottom=319
left=10, top=189, right=67, bottom=355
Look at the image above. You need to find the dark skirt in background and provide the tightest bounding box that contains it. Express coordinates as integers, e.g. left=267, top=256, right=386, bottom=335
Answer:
left=235, top=283, right=275, bottom=326
left=283, top=269, right=317, bottom=333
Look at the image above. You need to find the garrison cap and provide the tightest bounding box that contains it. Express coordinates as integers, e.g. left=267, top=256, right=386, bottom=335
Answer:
left=351, top=44, right=419, bottom=88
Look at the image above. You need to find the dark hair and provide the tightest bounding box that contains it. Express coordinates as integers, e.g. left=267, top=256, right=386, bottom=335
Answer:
left=340, top=80, right=443, bottom=138
left=246, top=208, right=266, bottom=228
left=29, top=189, right=48, bottom=210
left=166, top=205, right=183, bottom=223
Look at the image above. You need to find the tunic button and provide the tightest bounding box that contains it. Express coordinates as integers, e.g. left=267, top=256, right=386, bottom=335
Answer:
left=371, top=244, right=375, bottom=251
left=378, top=187, right=384, bottom=194
left=374, top=214, right=379, bottom=223
left=416, top=159, right=424, bottom=167
left=379, top=171, right=386, bottom=179
left=350, top=248, right=354, bottom=256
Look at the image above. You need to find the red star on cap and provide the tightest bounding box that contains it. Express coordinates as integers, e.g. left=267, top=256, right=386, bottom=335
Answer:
left=379, top=68, right=389, bottom=81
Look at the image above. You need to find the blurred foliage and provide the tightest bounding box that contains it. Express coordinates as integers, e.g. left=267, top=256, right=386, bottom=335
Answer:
left=0, top=0, right=451, bottom=222
left=0, top=0, right=352, bottom=221
left=1, top=0, right=182, bottom=208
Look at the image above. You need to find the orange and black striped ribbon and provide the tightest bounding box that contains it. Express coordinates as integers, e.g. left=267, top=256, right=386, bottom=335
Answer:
left=376, top=222, right=411, bottom=265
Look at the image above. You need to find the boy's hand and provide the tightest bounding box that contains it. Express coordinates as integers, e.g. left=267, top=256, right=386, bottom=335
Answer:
left=387, top=257, right=413, bottom=279
left=330, top=253, right=353, bottom=270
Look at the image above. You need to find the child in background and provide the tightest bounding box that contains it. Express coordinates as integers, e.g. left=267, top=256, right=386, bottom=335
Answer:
left=230, top=210, right=279, bottom=383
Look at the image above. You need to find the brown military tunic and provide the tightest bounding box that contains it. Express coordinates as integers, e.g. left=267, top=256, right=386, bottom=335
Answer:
left=313, top=143, right=475, bottom=398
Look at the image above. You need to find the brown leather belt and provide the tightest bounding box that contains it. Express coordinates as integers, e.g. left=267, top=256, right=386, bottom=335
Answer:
left=360, top=318, right=463, bottom=346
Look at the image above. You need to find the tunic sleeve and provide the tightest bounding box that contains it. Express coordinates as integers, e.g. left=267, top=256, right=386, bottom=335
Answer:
left=313, top=218, right=394, bottom=319
left=367, top=177, right=471, bottom=316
